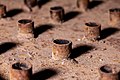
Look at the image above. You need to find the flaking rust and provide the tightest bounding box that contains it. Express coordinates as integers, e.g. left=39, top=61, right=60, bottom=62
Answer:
left=99, top=64, right=119, bottom=80
left=17, top=19, right=34, bottom=42
left=23, top=0, right=37, bottom=12
left=84, top=22, right=101, bottom=42
left=76, top=0, right=89, bottom=12
left=52, top=39, right=72, bottom=60
left=109, top=8, right=120, bottom=26
left=9, top=61, right=32, bottom=80
left=50, top=6, right=64, bottom=24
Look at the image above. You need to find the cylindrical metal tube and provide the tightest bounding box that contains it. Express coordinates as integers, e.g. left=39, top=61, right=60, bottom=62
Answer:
left=18, top=19, right=34, bottom=34
left=24, top=0, right=37, bottom=12
left=77, top=0, right=89, bottom=12
left=84, top=22, right=101, bottom=41
left=52, top=39, right=72, bottom=60
left=0, top=4, right=6, bottom=18
left=17, top=19, right=34, bottom=41
left=50, top=6, right=64, bottom=24
left=109, top=8, right=120, bottom=25
left=99, top=64, right=119, bottom=80
left=9, top=61, right=32, bottom=80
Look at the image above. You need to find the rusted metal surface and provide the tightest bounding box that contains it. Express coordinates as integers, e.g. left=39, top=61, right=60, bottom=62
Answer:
left=109, top=8, right=120, bottom=26
left=50, top=6, right=64, bottom=24
left=24, top=0, right=37, bottom=12
left=99, top=64, right=119, bottom=80
left=52, top=39, right=72, bottom=60
left=0, top=4, right=6, bottom=18
left=17, top=19, right=34, bottom=41
left=84, top=22, right=101, bottom=41
left=18, top=19, right=34, bottom=34
left=77, top=0, right=89, bottom=12
left=9, top=61, right=32, bottom=80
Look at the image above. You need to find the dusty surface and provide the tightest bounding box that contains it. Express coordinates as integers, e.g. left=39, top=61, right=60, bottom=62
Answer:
left=0, top=0, right=120, bottom=80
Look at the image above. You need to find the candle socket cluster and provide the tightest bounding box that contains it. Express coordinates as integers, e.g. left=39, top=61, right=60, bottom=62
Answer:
left=0, top=0, right=120, bottom=80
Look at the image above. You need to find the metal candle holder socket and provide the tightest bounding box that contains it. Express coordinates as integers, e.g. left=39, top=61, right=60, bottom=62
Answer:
left=0, top=4, right=6, bottom=18
left=24, top=0, right=37, bottom=12
left=84, top=22, right=101, bottom=41
left=109, top=8, right=120, bottom=25
left=50, top=6, right=64, bottom=24
left=10, top=61, right=32, bottom=80
left=18, top=19, right=34, bottom=34
left=77, top=0, right=89, bottom=12
left=99, top=64, right=119, bottom=80
left=17, top=19, right=34, bottom=41
left=52, top=39, right=72, bottom=60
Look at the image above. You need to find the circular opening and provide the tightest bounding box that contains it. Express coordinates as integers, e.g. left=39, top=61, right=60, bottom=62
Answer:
left=50, top=6, right=63, bottom=11
left=100, top=65, right=112, bottom=73
left=18, top=19, right=32, bottom=24
left=53, top=39, right=70, bottom=44
left=12, top=62, right=30, bottom=70
left=110, top=8, right=120, bottom=12
left=85, top=22, right=99, bottom=27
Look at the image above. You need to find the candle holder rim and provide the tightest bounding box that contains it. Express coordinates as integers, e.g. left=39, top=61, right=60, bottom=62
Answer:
left=85, top=22, right=101, bottom=27
left=52, top=39, right=72, bottom=46
left=11, top=60, right=32, bottom=71
left=109, top=8, right=120, bottom=12
left=50, top=6, right=64, bottom=12
left=99, top=64, right=119, bottom=75
left=18, top=19, right=33, bottom=25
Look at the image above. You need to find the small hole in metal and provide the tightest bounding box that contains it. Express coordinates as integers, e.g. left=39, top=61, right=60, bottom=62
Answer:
left=54, top=39, right=70, bottom=44
left=12, top=62, right=29, bottom=70
left=86, top=22, right=99, bottom=27
left=51, top=6, right=63, bottom=11
left=18, top=19, right=32, bottom=24
left=100, top=65, right=112, bottom=73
